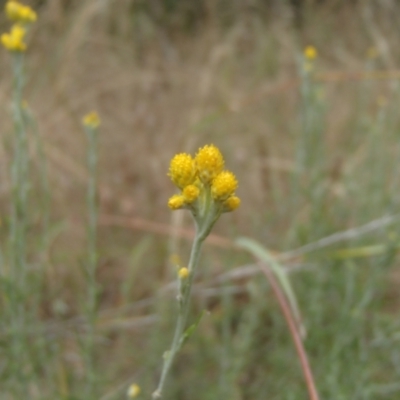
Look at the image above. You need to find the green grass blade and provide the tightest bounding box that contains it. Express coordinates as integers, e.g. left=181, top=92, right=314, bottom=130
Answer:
left=236, top=236, right=305, bottom=337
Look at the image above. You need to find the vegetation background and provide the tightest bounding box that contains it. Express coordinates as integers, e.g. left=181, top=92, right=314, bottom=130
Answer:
left=1, top=0, right=400, bottom=399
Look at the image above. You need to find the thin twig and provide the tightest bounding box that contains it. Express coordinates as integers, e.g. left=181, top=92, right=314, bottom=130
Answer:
left=281, top=213, right=400, bottom=260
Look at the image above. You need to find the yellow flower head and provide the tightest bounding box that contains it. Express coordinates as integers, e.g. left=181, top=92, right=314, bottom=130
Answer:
left=168, top=153, right=196, bottom=189
left=304, top=45, right=317, bottom=60
left=127, top=383, right=141, bottom=398
left=178, top=267, right=189, bottom=279
left=195, top=144, right=224, bottom=184
left=6, top=1, right=37, bottom=24
left=211, top=171, right=238, bottom=201
left=182, top=184, right=200, bottom=204
left=82, top=111, right=101, bottom=129
left=1, top=24, right=26, bottom=52
left=168, top=194, right=185, bottom=210
left=223, top=195, right=241, bottom=212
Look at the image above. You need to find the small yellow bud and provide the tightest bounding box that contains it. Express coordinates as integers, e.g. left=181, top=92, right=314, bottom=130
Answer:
left=1, top=24, right=27, bottom=52
left=211, top=171, right=238, bottom=201
left=304, top=45, right=317, bottom=60
left=168, top=194, right=185, bottom=210
left=82, top=111, right=100, bottom=129
left=127, top=383, right=141, bottom=398
left=182, top=184, right=200, bottom=204
left=178, top=267, right=189, bottom=279
left=168, top=153, right=196, bottom=189
left=195, top=144, right=224, bottom=184
left=223, top=195, right=241, bottom=212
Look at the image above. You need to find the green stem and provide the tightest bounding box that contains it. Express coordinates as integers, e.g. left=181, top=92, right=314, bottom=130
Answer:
left=85, top=126, right=99, bottom=397
left=8, top=51, right=29, bottom=395
left=10, top=53, right=28, bottom=288
left=152, top=225, right=205, bottom=399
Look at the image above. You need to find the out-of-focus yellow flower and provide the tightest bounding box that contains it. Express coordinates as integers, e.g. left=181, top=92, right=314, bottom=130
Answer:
left=304, top=45, right=317, bottom=60
left=127, top=383, right=141, bottom=398
left=178, top=267, right=189, bottom=279
left=6, top=1, right=37, bottom=24
left=195, top=144, right=224, bottom=184
left=168, top=153, right=196, bottom=189
left=168, top=194, right=185, bottom=210
left=82, top=111, right=101, bottom=129
left=211, top=171, right=238, bottom=201
left=182, top=184, right=200, bottom=204
left=1, top=24, right=26, bottom=52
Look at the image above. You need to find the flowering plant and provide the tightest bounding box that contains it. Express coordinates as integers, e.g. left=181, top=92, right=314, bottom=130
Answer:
left=153, top=144, right=240, bottom=398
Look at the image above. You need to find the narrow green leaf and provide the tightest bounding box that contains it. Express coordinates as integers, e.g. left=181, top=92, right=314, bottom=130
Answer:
left=236, top=237, right=305, bottom=337
left=179, top=310, right=207, bottom=349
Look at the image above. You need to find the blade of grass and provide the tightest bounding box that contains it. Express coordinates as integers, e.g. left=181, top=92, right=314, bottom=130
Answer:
left=236, top=237, right=305, bottom=337
left=259, top=262, right=320, bottom=400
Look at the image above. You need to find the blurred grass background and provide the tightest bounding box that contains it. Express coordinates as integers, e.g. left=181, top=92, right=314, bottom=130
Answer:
left=1, top=0, right=400, bottom=399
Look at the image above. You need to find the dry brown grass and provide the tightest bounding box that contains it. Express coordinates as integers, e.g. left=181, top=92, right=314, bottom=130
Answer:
left=2, top=1, right=400, bottom=397
left=1, top=0, right=399, bottom=307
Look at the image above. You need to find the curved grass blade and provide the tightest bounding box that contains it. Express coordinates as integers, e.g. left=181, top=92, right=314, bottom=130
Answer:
left=236, top=237, right=306, bottom=337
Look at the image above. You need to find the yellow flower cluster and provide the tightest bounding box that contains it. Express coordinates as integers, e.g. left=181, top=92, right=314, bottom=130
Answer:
left=1, top=1, right=37, bottom=52
left=168, top=144, right=240, bottom=213
left=6, top=1, right=37, bottom=23
left=1, top=24, right=26, bottom=52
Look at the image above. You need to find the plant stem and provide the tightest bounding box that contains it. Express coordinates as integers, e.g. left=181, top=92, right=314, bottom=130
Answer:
left=85, top=125, right=99, bottom=397
left=259, top=263, right=320, bottom=400
left=8, top=51, right=29, bottom=395
left=152, top=225, right=205, bottom=399
left=10, top=53, right=28, bottom=289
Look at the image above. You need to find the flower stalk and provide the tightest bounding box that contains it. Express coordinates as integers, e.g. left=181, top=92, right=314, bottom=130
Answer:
left=153, top=144, right=240, bottom=398
left=83, top=111, right=101, bottom=398
left=1, top=1, right=37, bottom=394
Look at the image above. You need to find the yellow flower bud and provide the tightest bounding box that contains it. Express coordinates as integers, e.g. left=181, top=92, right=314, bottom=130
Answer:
left=178, top=267, right=189, bottom=279
left=82, top=111, right=101, bottom=129
left=168, top=194, right=185, bottom=210
left=127, top=383, right=141, bottom=398
left=182, top=184, right=200, bottom=204
left=211, top=171, right=238, bottom=201
left=304, top=45, right=317, bottom=60
left=168, top=153, right=196, bottom=189
left=195, top=144, right=224, bottom=184
left=223, top=195, right=241, bottom=212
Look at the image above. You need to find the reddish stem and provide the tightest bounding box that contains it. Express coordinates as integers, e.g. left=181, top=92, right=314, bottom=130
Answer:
left=259, top=262, right=320, bottom=400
